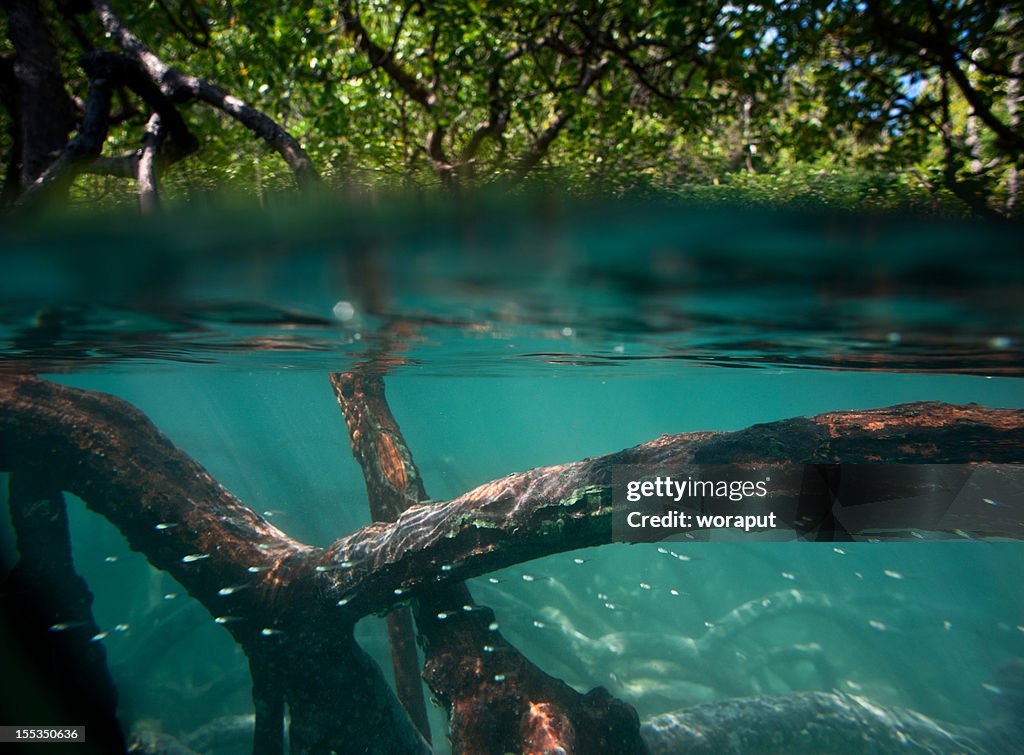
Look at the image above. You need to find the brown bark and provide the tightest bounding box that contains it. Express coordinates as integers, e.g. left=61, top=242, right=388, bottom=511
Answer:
left=3, top=374, right=1023, bottom=752
left=330, top=371, right=431, bottom=521
left=330, top=371, right=434, bottom=743
left=4, top=375, right=1023, bottom=607
left=330, top=370, right=645, bottom=754
left=4, top=375, right=1023, bottom=619
left=0, top=375, right=427, bottom=754
left=316, top=402, right=1024, bottom=620
left=0, top=375, right=310, bottom=613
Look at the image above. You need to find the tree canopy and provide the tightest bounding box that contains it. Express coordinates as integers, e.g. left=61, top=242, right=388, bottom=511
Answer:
left=2, top=0, right=1022, bottom=214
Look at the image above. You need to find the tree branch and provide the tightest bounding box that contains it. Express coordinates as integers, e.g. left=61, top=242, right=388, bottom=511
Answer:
left=16, top=63, right=114, bottom=203
left=137, top=112, right=162, bottom=213
left=867, top=0, right=1024, bottom=155
left=4, top=375, right=1023, bottom=621
left=0, top=375, right=310, bottom=611
left=4, top=375, right=1024, bottom=751
left=459, top=62, right=513, bottom=169
left=329, top=370, right=433, bottom=743
left=90, top=0, right=320, bottom=190
left=330, top=368, right=646, bottom=753
left=0, top=374, right=427, bottom=753
left=515, top=59, right=609, bottom=178
left=339, top=0, right=435, bottom=110
left=17, top=51, right=199, bottom=207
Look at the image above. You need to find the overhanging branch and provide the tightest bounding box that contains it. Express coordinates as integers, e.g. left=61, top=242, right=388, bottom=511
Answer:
left=514, top=59, right=609, bottom=178
left=17, top=51, right=199, bottom=207
left=91, top=0, right=320, bottom=190
left=339, top=1, right=435, bottom=110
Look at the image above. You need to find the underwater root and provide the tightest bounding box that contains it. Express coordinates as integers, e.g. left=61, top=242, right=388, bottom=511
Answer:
left=642, top=660, right=1024, bottom=755
left=331, top=368, right=643, bottom=754
left=3, top=373, right=1024, bottom=754
left=125, top=659, right=1024, bottom=755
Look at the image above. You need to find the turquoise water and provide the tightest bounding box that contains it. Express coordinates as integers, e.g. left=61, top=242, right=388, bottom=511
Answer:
left=1, top=204, right=1022, bottom=752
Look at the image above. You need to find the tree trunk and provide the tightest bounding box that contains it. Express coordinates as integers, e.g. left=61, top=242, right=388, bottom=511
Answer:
left=1, top=0, right=71, bottom=186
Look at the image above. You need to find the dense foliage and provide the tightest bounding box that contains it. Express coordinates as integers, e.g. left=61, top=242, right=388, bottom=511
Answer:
left=2, top=0, right=1022, bottom=214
